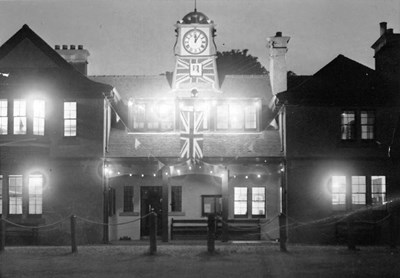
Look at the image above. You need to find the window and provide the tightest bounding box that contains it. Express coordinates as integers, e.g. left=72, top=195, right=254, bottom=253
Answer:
left=0, top=99, right=7, bottom=135
left=361, top=111, right=375, bottom=140
left=216, top=104, right=229, bottom=129
left=123, top=186, right=134, bottom=212
left=352, top=176, right=366, bottom=205
left=234, top=187, right=247, bottom=216
left=331, top=175, right=386, bottom=210
left=229, top=103, right=244, bottom=129
left=371, top=176, right=386, bottom=205
left=201, top=195, right=222, bottom=216
left=64, top=102, right=77, bottom=136
left=28, top=174, right=43, bottom=214
left=132, top=102, right=174, bottom=131
left=133, top=103, right=145, bottom=129
left=9, top=175, right=23, bottom=214
left=0, top=175, right=2, bottom=214
left=33, top=100, right=45, bottom=136
left=171, top=186, right=182, bottom=212
left=341, top=111, right=355, bottom=140
left=332, top=176, right=346, bottom=209
left=252, top=187, right=266, bottom=216
left=244, top=104, right=257, bottom=129
left=13, top=99, right=26, bottom=135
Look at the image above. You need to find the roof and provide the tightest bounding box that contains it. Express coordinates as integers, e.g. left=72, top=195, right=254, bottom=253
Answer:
left=106, top=128, right=282, bottom=159
left=91, top=74, right=273, bottom=102
left=0, top=24, right=112, bottom=96
left=181, top=10, right=211, bottom=24
left=277, top=55, right=386, bottom=106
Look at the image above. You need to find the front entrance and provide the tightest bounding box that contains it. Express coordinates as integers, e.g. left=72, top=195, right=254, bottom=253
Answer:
left=140, top=186, right=163, bottom=237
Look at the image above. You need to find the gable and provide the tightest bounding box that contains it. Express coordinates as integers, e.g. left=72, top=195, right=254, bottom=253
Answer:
left=0, top=38, right=58, bottom=69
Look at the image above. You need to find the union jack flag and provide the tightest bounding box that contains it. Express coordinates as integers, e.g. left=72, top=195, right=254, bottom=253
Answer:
left=173, top=57, right=219, bottom=91
left=180, top=107, right=204, bottom=160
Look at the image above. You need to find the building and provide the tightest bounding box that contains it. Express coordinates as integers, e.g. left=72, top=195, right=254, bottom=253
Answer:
left=0, top=10, right=399, bottom=245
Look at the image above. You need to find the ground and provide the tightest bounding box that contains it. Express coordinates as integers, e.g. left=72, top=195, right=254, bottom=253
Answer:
left=1, top=242, right=399, bottom=278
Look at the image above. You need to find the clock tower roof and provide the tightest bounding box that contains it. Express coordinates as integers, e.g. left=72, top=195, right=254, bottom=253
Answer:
left=181, top=10, right=211, bottom=24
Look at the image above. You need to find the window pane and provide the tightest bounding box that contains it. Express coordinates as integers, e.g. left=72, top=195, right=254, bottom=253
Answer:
left=123, top=186, right=134, bottom=212
left=14, top=100, right=26, bottom=135
left=371, top=176, right=386, bottom=205
left=64, top=102, right=77, bottom=136
left=29, top=174, right=43, bottom=214
left=33, top=100, right=45, bottom=135
left=234, top=187, right=247, bottom=215
left=229, top=103, right=243, bottom=129
left=341, top=111, right=355, bottom=140
left=159, top=103, right=174, bottom=130
left=9, top=175, right=23, bottom=214
left=133, top=103, right=146, bottom=129
left=244, top=104, right=257, bottom=129
left=351, top=176, right=366, bottom=205
left=252, top=187, right=265, bottom=216
left=0, top=100, right=7, bottom=135
left=216, top=104, right=228, bottom=129
left=332, top=176, right=346, bottom=209
left=361, top=111, right=375, bottom=140
left=171, top=186, right=182, bottom=212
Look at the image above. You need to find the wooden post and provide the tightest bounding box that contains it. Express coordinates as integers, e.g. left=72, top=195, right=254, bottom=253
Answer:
left=102, top=173, right=109, bottom=244
left=1, top=174, right=8, bottom=252
left=70, top=215, right=77, bottom=253
left=279, top=160, right=288, bottom=252
left=207, top=214, right=216, bottom=253
left=149, top=211, right=157, bottom=255
left=221, top=169, right=229, bottom=242
left=162, top=169, right=169, bottom=242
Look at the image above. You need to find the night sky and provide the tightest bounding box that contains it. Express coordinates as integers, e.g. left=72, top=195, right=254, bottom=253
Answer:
left=0, top=0, right=399, bottom=76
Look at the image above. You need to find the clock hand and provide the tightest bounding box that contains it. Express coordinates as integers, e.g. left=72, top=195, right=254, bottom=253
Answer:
left=194, top=33, right=199, bottom=43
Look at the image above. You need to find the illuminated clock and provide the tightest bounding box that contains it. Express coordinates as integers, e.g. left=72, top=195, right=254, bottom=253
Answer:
left=183, top=29, right=208, bottom=54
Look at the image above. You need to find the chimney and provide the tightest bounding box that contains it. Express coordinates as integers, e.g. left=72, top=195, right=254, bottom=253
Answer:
left=267, top=32, right=290, bottom=95
left=55, top=44, right=90, bottom=75
left=371, top=22, right=400, bottom=86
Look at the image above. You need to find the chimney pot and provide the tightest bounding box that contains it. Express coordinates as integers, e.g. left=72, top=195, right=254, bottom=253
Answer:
left=78, top=45, right=83, bottom=50
left=387, top=28, right=394, bottom=34
left=70, top=45, right=75, bottom=50
left=62, top=45, right=68, bottom=50
left=276, top=32, right=282, bottom=37
left=55, top=45, right=60, bottom=50
left=380, top=22, right=387, bottom=36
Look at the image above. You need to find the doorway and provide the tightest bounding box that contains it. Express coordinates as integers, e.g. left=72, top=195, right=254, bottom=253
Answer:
left=140, top=186, right=163, bottom=237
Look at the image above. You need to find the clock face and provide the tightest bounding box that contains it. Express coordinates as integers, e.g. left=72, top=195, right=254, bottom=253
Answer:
left=183, top=29, right=208, bottom=55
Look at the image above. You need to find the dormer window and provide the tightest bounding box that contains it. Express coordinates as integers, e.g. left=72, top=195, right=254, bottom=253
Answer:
left=13, top=99, right=26, bottom=135
left=131, top=102, right=174, bottom=131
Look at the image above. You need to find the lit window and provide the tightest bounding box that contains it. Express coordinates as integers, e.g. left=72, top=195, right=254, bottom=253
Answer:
left=64, top=102, right=77, bottom=136
left=216, top=104, right=229, bottom=129
left=332, top=176, right=346, bottom=209
left=252, top=187, right=266, bottom=216
left=341, top=111, right=355, bottom=140
left=171, top=186, right=182, bottom=212
left=361, top=111, right=375, bottom=140
left=29, top=174, right=43, bottom=214
left=0, top=175, right=2, bottom=214
left=33, top=100, right=45, bottom=136
left=0, top=99, right=7, bottom=135
left=158, top=103, right=174, bottom=130
left=9, top=175, right=23, bottom=214
left=123, top=186, right=134, bottom=212
left=229, top=103, right=243, bottom=129
left=371, top=176, right=386, bottom=205
left=244, top=104, right=257, bottom=129
left=147, top=104, right=160, bottom=130
left=351, top=176, right=366, bottom=205
left=13, top=99, right=26, bottom=135
left=234, top=187, right=247, bottom=216
left=133, top=103, right=145, bottom=129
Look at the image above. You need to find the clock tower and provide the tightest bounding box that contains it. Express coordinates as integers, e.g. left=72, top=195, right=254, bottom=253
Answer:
left=172, top=10, right=220, bottom=93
